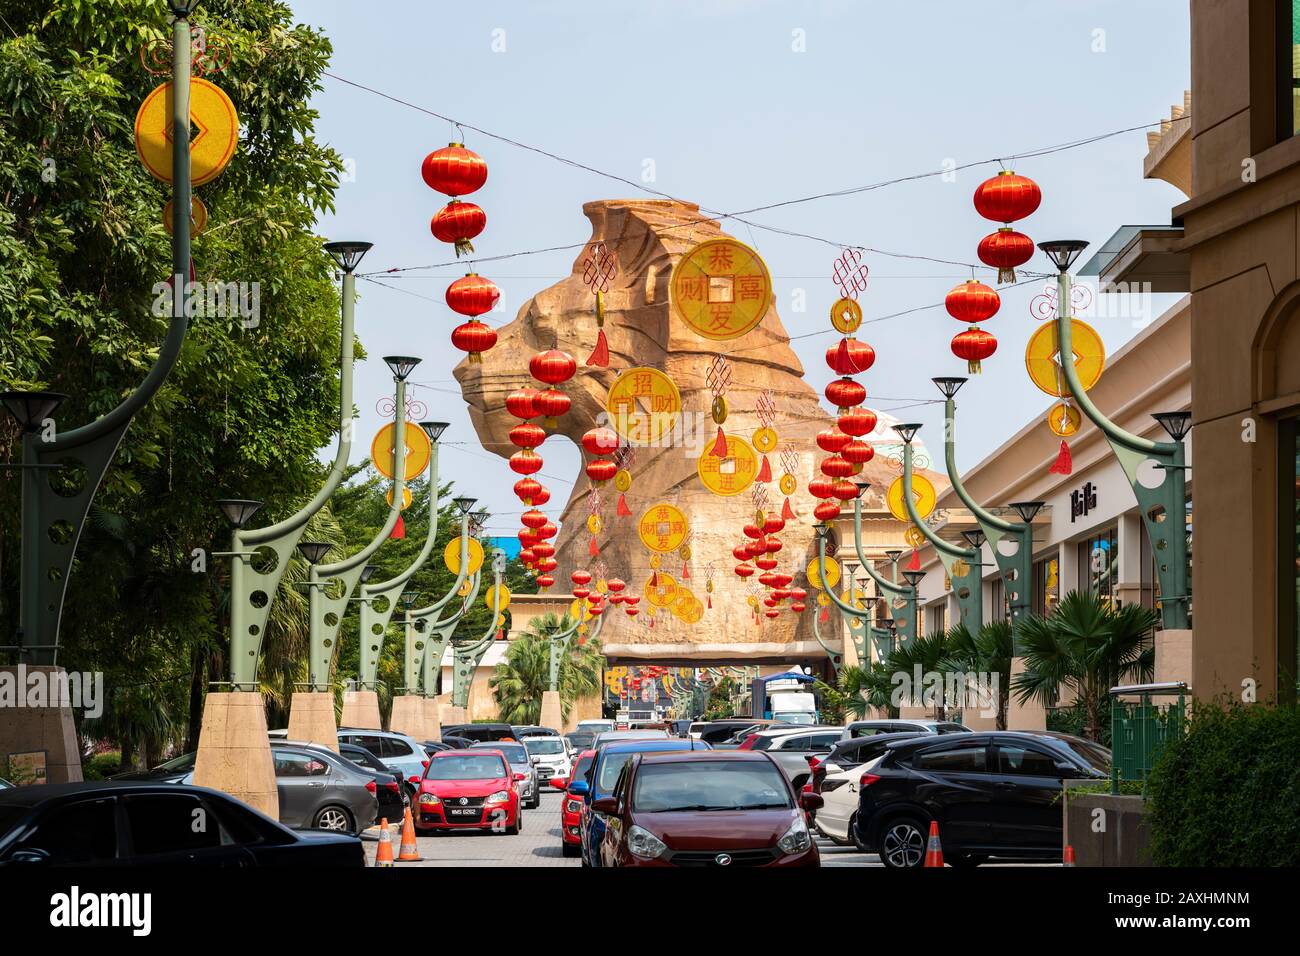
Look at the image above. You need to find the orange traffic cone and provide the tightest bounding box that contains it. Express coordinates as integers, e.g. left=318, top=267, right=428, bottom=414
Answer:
left=374, top=818, right=394, bottom=867
left=923, top=821, right=944, bottom=868
left=398, top=807, right=422, bottom=862
left=1063, top=844, right=1076, bottom=867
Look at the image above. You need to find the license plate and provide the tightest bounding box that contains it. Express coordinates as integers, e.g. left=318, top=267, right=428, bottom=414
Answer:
left=447, top=808, right=478, bottom=818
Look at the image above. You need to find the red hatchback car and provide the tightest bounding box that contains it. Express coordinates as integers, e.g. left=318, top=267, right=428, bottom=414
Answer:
left=550, top=748, right=596, bottom=857
left=416, top=749, right=524, bottom=834
left=592, top=750, right=822, bottom=868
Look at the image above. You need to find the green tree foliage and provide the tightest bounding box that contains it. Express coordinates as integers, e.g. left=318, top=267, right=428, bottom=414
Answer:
left=0, top=0, right=348, bottom=765
left=488, top=613, right=604, bottom=725
left=942, top=620, right=1013, bottom=729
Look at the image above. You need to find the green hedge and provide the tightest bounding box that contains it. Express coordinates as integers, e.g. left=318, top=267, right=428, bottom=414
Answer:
left=1146, top=702, right=1300, bottom=866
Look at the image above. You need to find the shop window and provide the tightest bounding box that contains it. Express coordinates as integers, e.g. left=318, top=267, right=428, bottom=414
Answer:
left=989, top=577, right=1010, bottom=623
left=926, top=602, right=947, bottom=636
left=1033, top=556, right=1059, bottom=617
left=1078, top=527, right=1119, bottom=606
left=1281, top=2, right=1300, bottom=139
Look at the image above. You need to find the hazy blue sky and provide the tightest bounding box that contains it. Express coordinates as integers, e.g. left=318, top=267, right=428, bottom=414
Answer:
left=292, top=0, right=1190, bottom=538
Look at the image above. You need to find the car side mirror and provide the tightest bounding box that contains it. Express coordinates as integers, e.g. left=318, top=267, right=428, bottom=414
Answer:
left=799, top=792, right=824, bottom=811
left=514, top=772, right=527, bottom=782
left=569, top=780, right=590, bottom=797
left=550, top=778, right=568, bottom=790
left=1055, top=761, right=1078, bottom=777
left=421, top=759, right=429, bottom=768
left=408, top=775, right=422, bottom=785
left=592, top=796, right=619, bottom=814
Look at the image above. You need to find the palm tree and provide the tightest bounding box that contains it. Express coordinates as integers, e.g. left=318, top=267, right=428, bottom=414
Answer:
left=885, top=630, right=952, bottom=718
left=838, top=662, right=896, bottom=719
left=1012, top=590, right=1156, bottom=742
left=489, top=614, right=604, bottom=725
left=942, top=621, right=1014, bottom=729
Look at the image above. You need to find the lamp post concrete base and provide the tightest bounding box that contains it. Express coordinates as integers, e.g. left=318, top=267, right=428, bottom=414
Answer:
left=539, top=691, right=563, bottom=732
left=192, top=691, right=278, bottom=818
left=441, top=702, right=467, bottom=727
left=388, top=695, right=425, bottom=739
left=339, top=689, right=381, bottom=731
left=286, top=691, right=339, bottom=751
left=1154, top=629, right=1193, bottom=687
left=1006, top=658, right=1046, bottom=731
left=0, top=665, right=82, bottom=784
left=421, top=697, right=442, bottom=741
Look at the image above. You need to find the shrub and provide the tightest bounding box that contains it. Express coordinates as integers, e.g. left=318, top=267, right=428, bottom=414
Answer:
left=81, top=751, right=123, bottom=781
left=1146, top=702, right=1300, bottom=866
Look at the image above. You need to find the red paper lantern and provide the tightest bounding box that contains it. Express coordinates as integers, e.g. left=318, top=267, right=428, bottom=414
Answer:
left=509, top=449, right=543, bottom=475
left=534, top=388, right=570, bottom=420
left=825, top=338, right=876, bottom=376
left=790, top=587, right=807, bottom=601
left=571, top=570, right=592, bottom=586
left=517, top=527, right=539, bottom=547
left=625, top=606, right=639, bottom=617
left=588, top=603, right=604, bottom=617
left=536, top=574, right=555, bottom=588
left=952, top=327, right=998, bottom=374
left=734, top=563, right=755, bottom=578
left=422, top=143, right=488, bottom=197
left=732, top=543, right=752, bottom=561
left=521, top=508, right=548, bottom=529
left=808, top=477, right=836, bottom=500
left=838, top=407, right=877, bottom=438
left=791, top=602, right=807, bottom=613
left=581, top=427, right=619, bottom=455
left=763, top=513, right=786, bottom=534
left=518, top=548, right=536, bottom=566
left=977, top=229, right=1034, bottom=284
left=821, top=455, right=853, bottom=478
left=944, top=280, right=1001, bottom=324
left=832, top=479, right=859, bottom=501
left=825, top=377, right=866, bottom=409
left=538, top=557, right=558, bottom=573
left=530, top=349, right=577, bottom=385
left=816, top=427, right=852, bottom=453
left=763, top=535, right=782, bottom=554
left=509, top=422, right=546, bottom=449
left=430, top=200, right=486, bottom=257
left=814, top=500, right=841, bottom=522
left=537, top=521, right=558, bottom=540
left=743, top=523, right=764, bottom=540
left=450, top=319, right=497, bottom=362
left=585, top=458, right=617, bottom=483
left=842, top=440, right=874, bottom=464
left=573, top=587, right=590, bottom=600
left=973, top=170, right=1041, bottom=224
left=446, top=273, right=500, bottom=317
left=607, top=578, right=626, bottom=593
left=759, top=573, right=779, bottom=588
left=623, top=595, right=640, bottom=606
left=506, top=387, right=540, bottom=420
left=531, top=542, right=555, bottom=559
left=529, top=485, right=551, bottom=507
left=764, top=609, right=780, bottom=619
left=755, top=555, right=778, bottom=571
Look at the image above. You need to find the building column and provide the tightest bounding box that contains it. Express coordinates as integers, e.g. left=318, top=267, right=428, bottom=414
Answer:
left=1116, top=512, right=1144, bottom=609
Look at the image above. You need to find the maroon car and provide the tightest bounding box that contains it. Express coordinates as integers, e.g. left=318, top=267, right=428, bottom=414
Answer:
left=592, top=750, right=822, bottom=868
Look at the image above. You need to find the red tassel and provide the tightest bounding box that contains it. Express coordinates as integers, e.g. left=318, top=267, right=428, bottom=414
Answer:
left=711, top=426, right=729, bottom=458
left=1049, top=440, right=1073, bottom=475
left=649, top=571, right=658, bottom=588
left=907, top=549, right=920, bottom=571
left=707, top=594, right=712, bottom=609
left=756, top=455, right=772, bottom=483
left=585, top=328, right=610, bottom=368
left=782, top=497, right=795, bottom=520
left=616, top=493, right=632, bottom=517
left=589, top=535, right=599, bottom=556
left=390, top=514, right=405, bottom=539
left=681, top=562, right=689, bottom=579
left=819, top=606, right=830, bottom=623
left=495, top=628, right=504, bottom=641
left=649, top=615, right=655, bottom=629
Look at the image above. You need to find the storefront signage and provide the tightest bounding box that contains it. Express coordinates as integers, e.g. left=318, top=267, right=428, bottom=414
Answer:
left=1070, top=482, right=1098, bottom=523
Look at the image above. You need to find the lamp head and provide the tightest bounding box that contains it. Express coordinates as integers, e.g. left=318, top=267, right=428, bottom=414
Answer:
left=854, top=480, right=872, bottom=498
left=322, top=240, right=372, bottom=273
left=297, top=541, right=333, bottom=565
left=932, top=377, right=967, bottom=399
left=892, top=423, right=923, bottom=444
left=399, top=591, right=420, bottom=610
left=1, top=391, right=68, bottom=432
left=960, top=528, right=987, bottom=550
left=1038, top=240, right=1089, bottom=272
left=359, top=563, right=378, bottom=584
left=383, top=356, right=421, bottom=381
left=1152, top=411, right=1192, bottom=442
left=471, top=510, right=490, bottom=532
left=884, top=549, right=903, bottom=562
left=216, top=498, right=264, bottom=529
left=453, top=496, right=476, bottom=515
left=1008, top=500, right=1045, bottom=523
left=901, top=569, right=926, bottom=588
left=419, top=421, right=449, bottom=443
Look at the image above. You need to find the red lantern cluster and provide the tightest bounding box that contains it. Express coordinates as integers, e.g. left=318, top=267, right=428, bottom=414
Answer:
left=813, top=328, right=877, bottom=523
left=424, top=143, right=499, bottom=363
left=582, top=426, right=619, bottom=484
left=945, top=279, right=1000, bottom=375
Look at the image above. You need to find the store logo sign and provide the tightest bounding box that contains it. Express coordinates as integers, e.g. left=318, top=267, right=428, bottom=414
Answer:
left=1070, top=482, right=1098, bottom=523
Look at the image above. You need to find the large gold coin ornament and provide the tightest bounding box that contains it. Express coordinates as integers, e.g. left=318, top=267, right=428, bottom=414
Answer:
left=371, top=422, right=432, bottom=481
left=444, top=537, right=485, bottom=575
left=904, top=526, right=925, bottom=548
left=646, top=573, right=678, bottom=607
left=163, top=196, right=208, bottom=236
left=670, top=238, right=772, bottom=341
left=1025, top=319, right=1106, bottom=398
left=637, top=503, right=689, bottom=553
left=1046, top=401, right=1082, bottom=437
left=568, top=598, right=596, bottom=623
left=830, top=297, right=863, bottom=334
left=807, top=556, right=841, bottom=590
left=697, top=434, right=759, bottom=497
left=587, top=513, right=604, bottom=535
left=752, top=426, right=778, bottom=453
left=134, top=79, right=239, bottom=186
left=485, top=584, right=511, bottom=613
left=606, top=367, right=682, bottom=444
left=887, top=474, right=937, bottom=522
left=675, top=597, right=704, bottom=624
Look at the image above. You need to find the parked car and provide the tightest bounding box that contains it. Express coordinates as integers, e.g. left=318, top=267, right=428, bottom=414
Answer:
left=580, top=738, right=710, bottom=867
left=470, top=741, right=539, bottom=808
left=668, top=719, right=693, bottom=738
left=841, top=719, right=970, bottom=740
left=739, top=728, right=844, bottom=788
left=336, top=729, right=430, bottom=783
left=553, top=748, right=596, bottom=857
left=513, top=725, right=560, bottom=738
left=263, top=743, right=379, bottom=834
left=439, top=735, right=475, bottom=750
left=593, top=751, right=821, bottom=868
left=110, top=751, right=196, bottom=782
left=810, top=733, right=923, bottom=849
left=415, top=750, right=523, bottom=835
left=522, top=735, right=571, bottom=785
left=688, top=719, right=787, bottom=746
left=420, top=741, right=452, bottom=755
left=0, top=782, right=365, bottom=866
left=564, top=731, right=596, bottom=753
left=337, top=743, right=407, bottom=824
left=576, top=719, right=614, bottom=736
left=853, top=731, right=1110, bottom=868
left=440, top=723, right=520, bottom=744
left=592, top=729, right=669, bottom=749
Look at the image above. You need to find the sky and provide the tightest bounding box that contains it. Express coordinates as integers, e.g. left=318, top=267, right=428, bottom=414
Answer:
left=291, top=0, right=1191, bottom=540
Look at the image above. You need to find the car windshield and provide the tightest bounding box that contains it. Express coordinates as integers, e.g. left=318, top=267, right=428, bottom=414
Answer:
left=772, top=713, right=815, bottom=725
left=153, top=752, right=196, bottom=772
left=525, top=739, right=564, bottom=755
left=572, top=755, right=595, bottom=781
left=632, top=761, right=793, bottom=812
left=475, top=744, right=528, bottom=766
left=426, top=754, right=507, bottom=780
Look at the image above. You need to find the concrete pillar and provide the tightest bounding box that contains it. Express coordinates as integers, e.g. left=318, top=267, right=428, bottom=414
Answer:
left=441, top=702, right=467, bottom=726
left=0, top=665, right=82, bottom=784
left=1057, top=541, right=1078, bottom=603
left=285, top=691, right=338, bottom=751
left=421, top=697, right=442, bottom=741
left=388, top=695, right=425, bottom=739
left=539, top=691, right=563, bottom=732
left=1006, top=658, right=1046, bottom=730
left=193, top=691, right=278, bottom=818
left=1155, top=629, right=1194, bottom=687
left=339, top=689, right=381, bottom=731
left=1116, top=512, right=1145, bottom=609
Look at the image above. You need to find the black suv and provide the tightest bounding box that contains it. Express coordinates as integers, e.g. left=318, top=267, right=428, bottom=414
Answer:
left=853, top=731, right=1110, bottom=868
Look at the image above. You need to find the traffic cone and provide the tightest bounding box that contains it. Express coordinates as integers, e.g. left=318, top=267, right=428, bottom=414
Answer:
left=374, top=817, right=394, bottom=867
left=1063, top=844, right=1076, bottom=867
left=923, top=821, right=944, bottom=867
left=398, top=807, right=422, bottom=862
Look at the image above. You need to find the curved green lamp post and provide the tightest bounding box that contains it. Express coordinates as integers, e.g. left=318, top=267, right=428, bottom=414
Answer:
left=355, top=420, right=449, bottom=691
left=548, top=610, right=604, bottom=692
left=1039, top=241, right=1190, bottom=630
left=895, top=425, right=983, bottom=627
left=849, top=499, right=918, bottom=648
left=449, top=548, right=507, bottom=709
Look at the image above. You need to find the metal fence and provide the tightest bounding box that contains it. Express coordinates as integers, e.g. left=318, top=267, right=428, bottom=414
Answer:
left=1108, top=682, right=1188, bottom=794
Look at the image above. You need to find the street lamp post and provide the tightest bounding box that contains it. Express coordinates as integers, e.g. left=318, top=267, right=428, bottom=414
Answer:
left=1038, top=240, right=1190, bottom=632
left=445, top=548, right=507, bottom=724
left=541, top=609, right=605, bottom=730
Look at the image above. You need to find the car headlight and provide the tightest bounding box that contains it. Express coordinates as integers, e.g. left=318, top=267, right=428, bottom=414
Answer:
left=777, top=815, right=812, bottom=855
left=565, top=799, right=582, bottom=813
left=418, top=793, right=440, bottom=805
left=627, top=824, right=667, bottom=860
left=487, top=790, right=510, bottom=803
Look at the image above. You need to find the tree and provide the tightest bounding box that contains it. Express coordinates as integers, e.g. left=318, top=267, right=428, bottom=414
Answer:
left=1012, top=590, right=1156, bottom=742
left=489, top=614, right=604, bottom=725
left=942, top=620, right=1014, bottom=730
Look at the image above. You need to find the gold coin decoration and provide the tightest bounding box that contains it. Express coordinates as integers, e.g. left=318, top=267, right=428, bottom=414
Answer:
left=568, top=598, right=596, bottom=623
left=444, top=536, right=485, bottom=575
left=1025, top=319, right=1106, bottom=398
left=649, top=553, right=662, bottom=569
left=606, top=367, right=682, bottom=445
left=951, top=559, right=971, bottom=578
left=638, top=503, right=689, bottom=553
left=614, top=469, right=632, bottom=492
left=697, top=434, right=758, bottom=497
left=385, top=486, right=413, bottom=510
left=779, top=473, right=797, bottom=496
left=134, top=78, right=239, bottom=186
left=679, top=543, right=692, bottom=561
left=163, top=196, right=208, bottom=236
left=807, top=556, right=841, bottom=590
left=752, top=426, right=778, bottom=453
left=671, top=238, right=772, bottom=341
left=711, top=395, right=728, bottom=424
left=646, top=573, right=678, bottom=607
left=904, top=526, right=925, bottom=548
left=675, top=597, right=704, bottom=624
left=587, top=513, right=604, bottom=535
left=486, top=584, right=511, bottom=613
left=816, top=592, right=830, bottom=607
left=1046, top=401, right=1082, bottom=437
left=830, top=297, right=863, bottom=333
left=887, top=474, right=937, bottom=522
left=371, top=422, right=432, bottom=481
